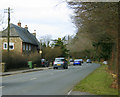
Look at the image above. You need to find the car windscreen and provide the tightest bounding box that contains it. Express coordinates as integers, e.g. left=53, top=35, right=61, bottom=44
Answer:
left=55, top=59, right=64, bottom=62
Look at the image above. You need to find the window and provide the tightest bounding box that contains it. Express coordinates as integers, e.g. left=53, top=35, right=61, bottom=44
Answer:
left=9, top=43, right=14, bottom=50
left=3, top=42, right=7, bottom=49
left=23, top=43, right=25, bottom=50
left=29, top=44, right=31, bottom=51
left=26, top=44, right=28, bottom=50
left=3, top=42, right=14, bottom=50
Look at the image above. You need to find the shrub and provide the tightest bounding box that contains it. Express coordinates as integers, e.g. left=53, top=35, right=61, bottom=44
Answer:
left=28, top=52, right=41, bottom=67
left=2, top=51, right=28, bottom=69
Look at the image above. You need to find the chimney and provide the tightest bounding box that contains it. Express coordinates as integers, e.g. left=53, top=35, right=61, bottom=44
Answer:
left=18, top=21, right=21, bottom=27
left=32, top=30, right=36, bottom=37
left=25, top=25, right=28, bottom=30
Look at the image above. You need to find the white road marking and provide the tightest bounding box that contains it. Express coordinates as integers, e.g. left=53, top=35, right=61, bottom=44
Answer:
left=67, top=89, right=72, bottom=95
left=0, top=86, right=4, bottom=88
left=30, top=78, right=37, bottom=80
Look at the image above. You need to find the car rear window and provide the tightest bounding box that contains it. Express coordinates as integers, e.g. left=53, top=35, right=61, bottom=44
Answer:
left=55, top=59, right=64, bottom=62
left=74, top=60, right=79, bottom=61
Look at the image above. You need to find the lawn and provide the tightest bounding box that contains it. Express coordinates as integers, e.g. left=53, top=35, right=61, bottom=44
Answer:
left=73, top=64, right=118, bottom=95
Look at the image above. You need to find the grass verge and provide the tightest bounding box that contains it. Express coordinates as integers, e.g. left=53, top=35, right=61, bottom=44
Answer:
left=73, top=64, right=118, bottom=95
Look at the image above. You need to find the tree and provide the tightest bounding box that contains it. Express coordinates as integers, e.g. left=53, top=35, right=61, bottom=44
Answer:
left=67, top=2, right=118, bottom=54
left=42, top=47, right=62, bottom=62
left=53, top=37, right=69, bottom=57
left=0, top=13, right=6, bottom=30
left=67, top=1, right=119, bottom=77
left=39, top=35, right=52, bottom=47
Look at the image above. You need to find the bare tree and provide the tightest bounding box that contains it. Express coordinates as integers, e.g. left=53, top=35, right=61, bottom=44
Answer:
left=0, top=13, right=7, bottom=30
left=39, top=35, right=52, bottom=47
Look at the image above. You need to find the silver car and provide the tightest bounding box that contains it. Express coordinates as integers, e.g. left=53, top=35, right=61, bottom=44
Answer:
left=86, top=59, right=92, bottom=63
left=53, top=57, right=68, bottom=69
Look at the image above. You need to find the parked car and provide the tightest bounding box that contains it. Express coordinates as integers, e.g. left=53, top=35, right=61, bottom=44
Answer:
left=53, top=57, right=68, bottom=69
left=79, top=59, right=83, bottom=63
left=73, top=59, right=81, bottom=66
left=69, top=59, right=74, bottom=65
left=103, top=61, right=107, bottom=64
left=41, top=59, right=49, bottom=67
left=86, top=59, right=92, bottom=63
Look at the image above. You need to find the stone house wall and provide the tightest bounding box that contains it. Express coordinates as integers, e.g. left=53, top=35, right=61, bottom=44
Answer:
left=1, top=37, right=22, bottom=54
left=0, top=37, right=39, bottom=55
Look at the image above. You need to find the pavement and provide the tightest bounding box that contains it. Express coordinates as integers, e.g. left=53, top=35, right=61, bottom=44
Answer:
left=0, top=67, right=53, bottom=76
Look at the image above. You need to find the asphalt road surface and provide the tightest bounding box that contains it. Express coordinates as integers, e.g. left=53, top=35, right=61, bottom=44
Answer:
left=2, top=63, right=100, bottom=95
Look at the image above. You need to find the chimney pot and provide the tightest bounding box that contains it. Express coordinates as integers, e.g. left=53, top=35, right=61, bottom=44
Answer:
left=32, top=30, right=36, bottom=37
left=18, top=21, right=21, bottom=27
left=25, top=25, right=28, bottom=30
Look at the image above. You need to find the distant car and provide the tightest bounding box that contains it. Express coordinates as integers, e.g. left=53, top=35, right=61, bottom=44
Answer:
left=79, top=59, right=83, bottom=63
left=53, top=57, right=68, bottom=69
left=86, top=59, right=92, bottom=63
left=103, top=61, right=107, bottom=64
left=69, top=59, right=74, bottom=65
left=41, top=59, right=49, bottom=67
left=73, top=59, right=81, bottom=65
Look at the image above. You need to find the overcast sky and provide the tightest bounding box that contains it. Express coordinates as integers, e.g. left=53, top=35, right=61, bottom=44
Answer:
left=0, top=0, right=76, bottom=40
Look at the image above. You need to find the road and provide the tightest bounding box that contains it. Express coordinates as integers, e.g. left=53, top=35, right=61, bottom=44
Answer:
left=2, top=63, right=100, bottom=95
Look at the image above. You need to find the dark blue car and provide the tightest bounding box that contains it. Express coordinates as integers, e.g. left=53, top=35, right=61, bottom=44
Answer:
left=73, top=59, right=81, bottom=65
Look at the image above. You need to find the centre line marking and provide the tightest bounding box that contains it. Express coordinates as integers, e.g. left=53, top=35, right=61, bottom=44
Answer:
left=0, top=86, right=4, bottom=88
left=30, top=78, right=37, bottom=80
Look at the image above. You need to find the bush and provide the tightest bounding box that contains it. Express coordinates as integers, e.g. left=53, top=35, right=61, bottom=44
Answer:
left=28, top=52, right=41, bottom=67
left=2, top=51, right=45, bottom=70
left=2, top=51, right=28, bottom=70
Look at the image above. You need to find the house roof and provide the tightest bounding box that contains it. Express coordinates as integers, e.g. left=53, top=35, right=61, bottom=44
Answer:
left=0, top=23, right=40, bottom=49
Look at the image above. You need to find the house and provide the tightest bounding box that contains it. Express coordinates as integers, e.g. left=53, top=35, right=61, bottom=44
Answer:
left=0, top=22, right=40, bottom=55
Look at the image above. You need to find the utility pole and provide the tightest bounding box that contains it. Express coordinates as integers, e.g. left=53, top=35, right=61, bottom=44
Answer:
left=117, top=2, right=120, bottom=97
left=7, top=7, right=10, bottom=52
left=4, top=7, right=12, bottom=52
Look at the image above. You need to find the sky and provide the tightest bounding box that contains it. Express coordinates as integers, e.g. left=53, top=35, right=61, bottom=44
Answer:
left=0, top=0, right=76, bottom=40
